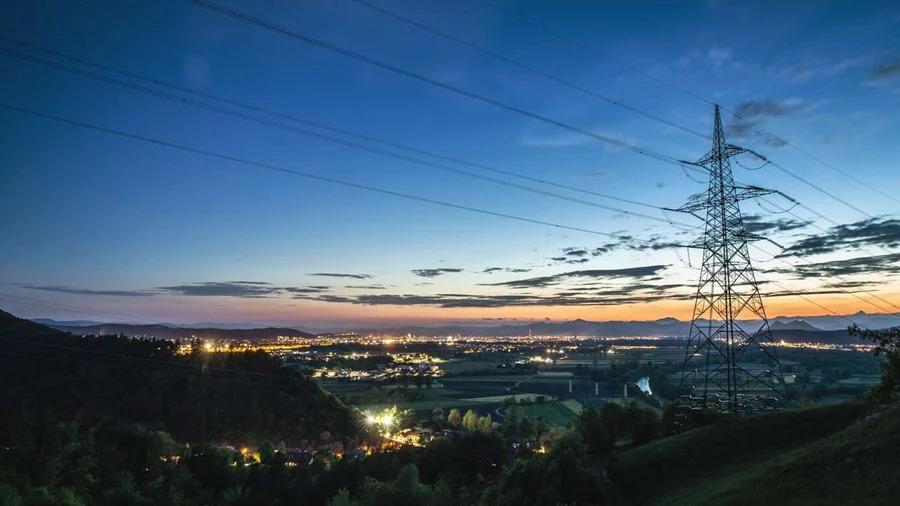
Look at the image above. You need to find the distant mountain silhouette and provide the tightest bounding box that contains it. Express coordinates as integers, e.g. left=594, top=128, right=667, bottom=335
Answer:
left=47, top=322, right=315, bottom=340
left=27, top=311, right=898, bottom=341
left=769, top=319, right=822, bottom=331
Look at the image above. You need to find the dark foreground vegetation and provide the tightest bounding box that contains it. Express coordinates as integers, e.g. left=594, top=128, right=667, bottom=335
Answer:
left=1, top=309, right=898, bottom=505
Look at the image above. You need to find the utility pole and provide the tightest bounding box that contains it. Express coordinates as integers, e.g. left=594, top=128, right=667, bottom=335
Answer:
left=669, top=105, right=785, bottom=413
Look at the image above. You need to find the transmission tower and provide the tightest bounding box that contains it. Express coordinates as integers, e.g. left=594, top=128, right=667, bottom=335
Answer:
left=671, top=105, right=785, bottom=413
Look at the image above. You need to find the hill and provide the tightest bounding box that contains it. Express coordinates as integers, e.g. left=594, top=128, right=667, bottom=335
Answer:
left=769, top=318, right=821, bottom=331
left=0, top=309, right=356, bottom=446
left=610, top=401, right=900, bottom=505
left=48, top=322, right=315, bottom=340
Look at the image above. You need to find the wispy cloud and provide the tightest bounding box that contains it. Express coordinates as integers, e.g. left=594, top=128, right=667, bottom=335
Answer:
left=727, top=98, right=809, bottom=147
left=774, top=56, right=868, bottom=82
left=345, top=284, right=388, bottom=290
left=294, top=284, right=693, bottom=308
left=411, top=268, right=463, bottom=278
left=766, top=252, right=900, bottom=278
left=778, top=217, right=900, bottom=257
left=482, top=265, right=669, bottom=289
left=869, top=60, right=900, bottom=81
left=741, top=214, right=812, bottom=235
left=159, top=281, right=282, bottom=298
left=482, top=267, right=532, bottom=274
left=21, top=285, right=154, bottom=297
left=309, top=272, right=373, bottom=279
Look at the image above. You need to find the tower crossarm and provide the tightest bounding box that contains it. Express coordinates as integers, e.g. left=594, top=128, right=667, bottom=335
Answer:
left=683, top=143, right=753, bottom=167
left=733, top=185, right=780, bottom=202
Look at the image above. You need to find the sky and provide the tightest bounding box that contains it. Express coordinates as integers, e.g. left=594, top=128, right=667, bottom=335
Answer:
left=1, top=0, right=899, bottom=329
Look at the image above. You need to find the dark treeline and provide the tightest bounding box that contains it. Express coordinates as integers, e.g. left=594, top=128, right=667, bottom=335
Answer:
left=0, top=310, right=357, bottom=449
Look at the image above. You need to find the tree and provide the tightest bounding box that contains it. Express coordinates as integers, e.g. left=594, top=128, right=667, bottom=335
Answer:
left=328, top=489, right=358, bottom=506
left=482, top=433, right=608, bottom=506
left=626, top=403, right=658, bottom=444
left=576, top=407, right=612, bottom=456
left=447, top=409, right=462, bottom=428
left=478, top=414, right=493, bottom=433
left=849, top=325, right=900, bottom=401
left=462, top=410, right=480, bottom=432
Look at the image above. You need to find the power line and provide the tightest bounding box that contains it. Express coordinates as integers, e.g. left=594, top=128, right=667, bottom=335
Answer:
left=189, top=0, right=885, bottom=224
left=184, top=0, right=686, bottom=167
left=0, top=37, right=677, bottom=212
left=472, top=0, right=718, bottom=109
left=0, top=293, right=160, bottom=324
left=766, top=160, right=873, bottom=219
left=346, top=0, right=709, bottom=140
left=763, top=281, right=862, bottom=326
left=473, top=0, right=897, bottom=210
left=751, top=244, right=898, bottom=313
left=0, top=102, right=674, bottom=246
left=780, top=141, right=900, bottom=206
left=0, top=41, right=692, bottom=226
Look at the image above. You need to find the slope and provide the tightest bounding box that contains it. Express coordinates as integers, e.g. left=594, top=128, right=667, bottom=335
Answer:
left=610, top=401, right=899, bottom=505
left=0, top=308, right=357, bottom=446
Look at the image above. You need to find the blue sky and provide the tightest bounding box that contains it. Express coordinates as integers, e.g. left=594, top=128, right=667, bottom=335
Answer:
left=1, top=0, right=899, bottom=327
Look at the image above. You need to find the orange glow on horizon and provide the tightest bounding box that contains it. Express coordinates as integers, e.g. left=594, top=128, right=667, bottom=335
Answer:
left=139, top=290, right=900, bottom=327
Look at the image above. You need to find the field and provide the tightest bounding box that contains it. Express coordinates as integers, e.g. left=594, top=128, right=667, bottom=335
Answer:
left=521, top=400, right=583, bottom=427
left=314, top=344, right=884, bottom=427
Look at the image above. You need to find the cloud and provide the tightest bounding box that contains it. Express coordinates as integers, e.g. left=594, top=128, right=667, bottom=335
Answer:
left=309, top=272, right=373, bottom=279
left=741, top=214, right=812, bottom=235
left=775, top=56, right=867, bottom=82
left=734, top=99, right=805, bottom=118
left=728, top=98, right=808, bottom=147
left=159, top=281, right=284, bottom=297
left=283, top=287, right=330, bottom=294
left=765, top=253, right=900, bottom=278
left=870, top=60, right=900, bottom=81
left=159, top=281, right=328, bottom=298
left=21, top=285, right=154, bottom=297
left=482, top=267, right=532, bottom=274
left=294, top=282, right=694, bottom=309
left=778, top=217, right=900, bottom=257
left=483, top=265, right=669, bottom=289
left=345, top=284, right=388, bottom=290
left=411, top=268, right=463, bottom=278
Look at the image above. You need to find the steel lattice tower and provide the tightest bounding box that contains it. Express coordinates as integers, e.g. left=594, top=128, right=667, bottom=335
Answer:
left=673, top=105, right=785, bottom=412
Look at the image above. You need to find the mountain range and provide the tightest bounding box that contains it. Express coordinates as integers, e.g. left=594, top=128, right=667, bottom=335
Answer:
left=47, top=322, right=314, bottom=340
left=31, top=312, right=900, bottom=342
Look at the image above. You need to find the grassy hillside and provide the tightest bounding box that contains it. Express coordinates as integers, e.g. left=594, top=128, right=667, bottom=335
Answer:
left=610, top=401, right=899, bottom=505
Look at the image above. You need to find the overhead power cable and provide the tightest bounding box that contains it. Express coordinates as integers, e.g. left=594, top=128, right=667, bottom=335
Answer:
left=471, top=0, right=717, bottom=109
left=763, top=281, right=862, bottom=326
left=0, top=45, right=692, bottom=227
left=473, top=0, right=897, bottom=209
left=0, top=292, right=160, bottom=324
left=346, top=0, right=709, bottom=140
left=184, top=0, right=686, bottom=167
left=0, top=103, right=676, bottom=246
left=0, top=38, right=668, bottom=213
left=751, top=244, right=899, bottom=313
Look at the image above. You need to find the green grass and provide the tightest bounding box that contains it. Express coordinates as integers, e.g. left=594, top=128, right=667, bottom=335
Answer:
left=603, top=397, right=662, bottom=414
left=521, top=400, right=582, bottom=427
left=610, top=401, right=896, bottom=505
